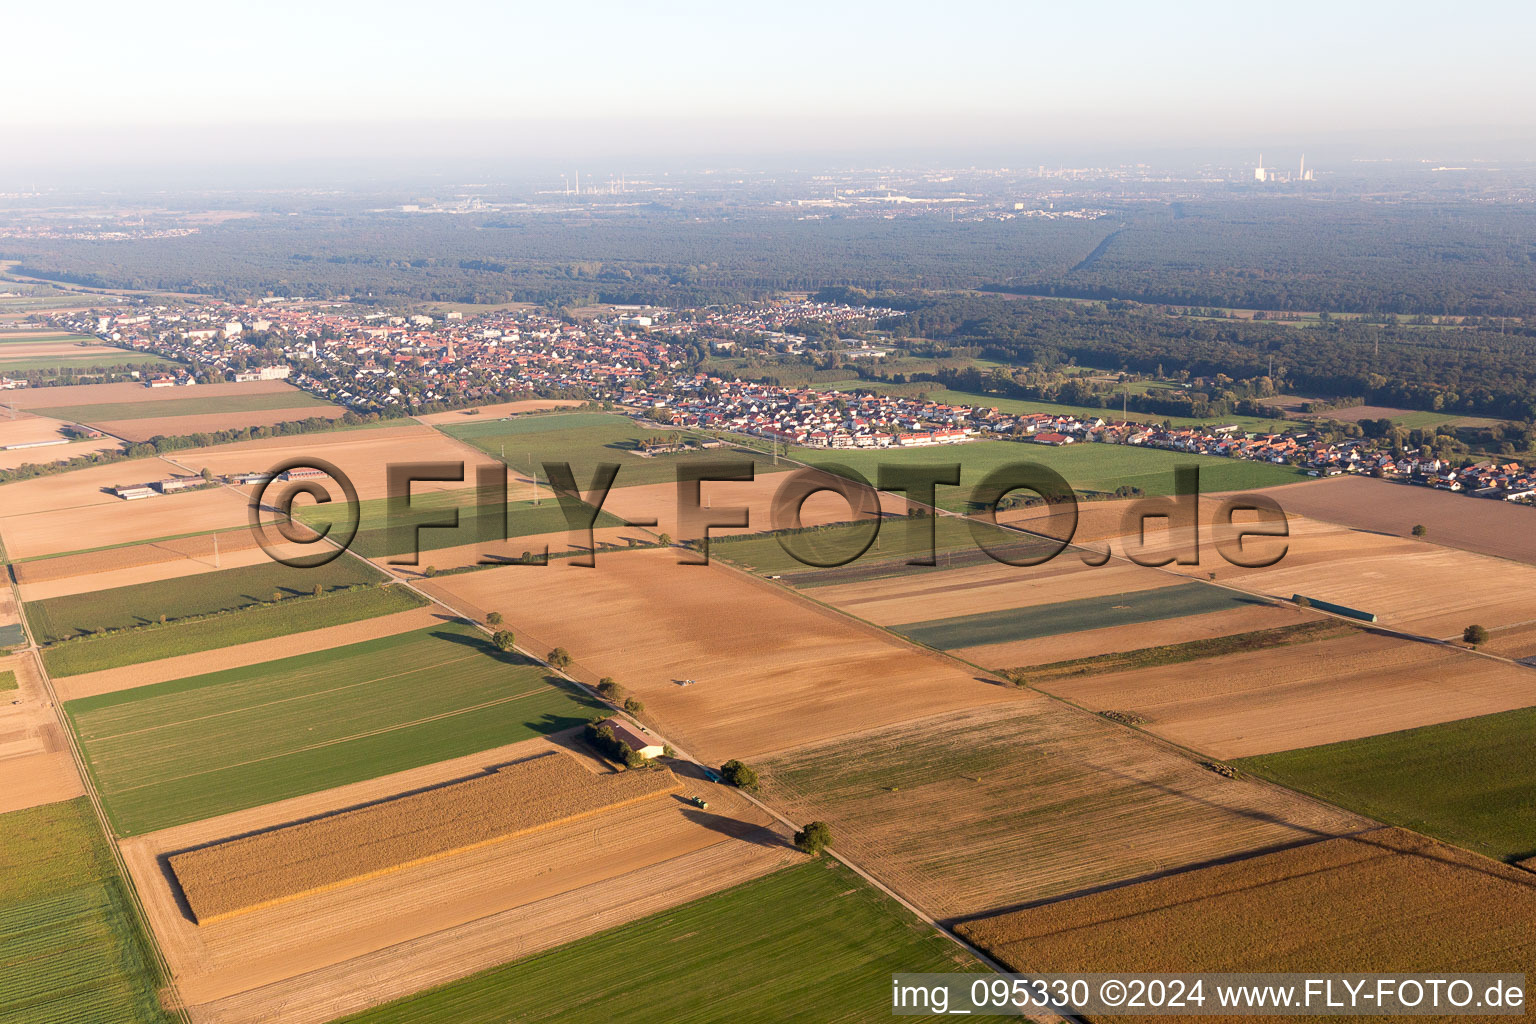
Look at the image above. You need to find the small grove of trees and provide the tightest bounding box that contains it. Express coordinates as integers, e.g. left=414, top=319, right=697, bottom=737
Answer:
left=720, top=759, right=759, bottom=791
left=492, top=630, right=516, bottom=652
left=597, top=677, right=624, bottom=700
left=1463, top=624, right=1489, bottom=647
left=794, top=821, right=833, bottom=856
left=547, top=647, right=572, bottom=669
left=623, top=696, right=645, bottom=714
left=584, top=720, right=647, bottom=769
left=1412, top=524, right=1428, bottom=539
left=486, top=611, right=503, bottom=625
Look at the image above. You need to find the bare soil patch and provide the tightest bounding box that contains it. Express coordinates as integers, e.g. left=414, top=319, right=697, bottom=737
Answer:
left=0, top=652, right=84, bottom=812
left=427, top=547, right=1022, bottom=764
left=1042, top=630, right=1536, bottom=758
left=0, top=379, right=299, bottom=409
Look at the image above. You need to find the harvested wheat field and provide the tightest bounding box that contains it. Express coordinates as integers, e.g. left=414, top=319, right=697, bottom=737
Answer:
left=377, top=526, right=640, bottom=575
left=812, top=556, right=1181, bottom=628
left=1265, top=476, right=1536, bottom=566
left=1183, top=522, right=1536, bottom=638
left=0, top=409, right=80, bottom=444
left=174, top=423, right=519, bottom=500
left=413, top=399, right=585, bottom=423
left=12, top=527, right=262, bottom=585
left=173, top=750, right=681, bottom=924
left=96, top=406, right=349, bottom=443
left=954, top=600, right=1309, bottom=670
left=0, top=477, right=246, bottom=559
left=0, top=653, right=84, bottom=812
left=757, top=701, right=1364, bottom=920
left=123, top=736, right=792, bottom=1024
left=958, top=828, right=1535, bottom=1023
left=1042, top=630, right=1536, bottom=759
left=426, top=547, right=1022, bottom=763
left=597, top=467, right=903, bottom=544
left=19, top=538, right=316, bottom=601
left=52, top=605, right=450, bottom=701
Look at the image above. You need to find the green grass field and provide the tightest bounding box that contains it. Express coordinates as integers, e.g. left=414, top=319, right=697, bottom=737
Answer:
left=25, top=558, right=386, bottom=643
left=441, top=412, right=787, bottom=490
left=894, top=582, right=1270, bottom=650
left=1236, top=708, right=1536, bottom=863
left=338, top=859, right=972, bottom=1024
left=300, top=489, right=628, bottom=559
left=0, top=799, right=174, bottom=1022
left=0, top=624, right=25, bottom=649
left=29, top=389, right=329, bottom=423
left=0, top=333, right=98, bottom=345
left=0, top=670, right=17, bottom=691
left=0, top=352, right=174, bottom=374
left=43, top=583, right=425, bottom=678
left=66, top=621, right=606, bottom=835
left=774, top=439, right=1303, bottom=511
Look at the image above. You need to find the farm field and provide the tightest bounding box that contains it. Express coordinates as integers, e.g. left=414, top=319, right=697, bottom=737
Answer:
left=298, top=488, right=628, bottom=560
left=123, top=736, right=794, bottom=1024
left=0, top=799, right=174, bottom=1023
left=0, top=347, right=173, bottom=373
left=53, top=604, right=446, bottom=701
left=12, top=527, right=263, bottom=584
left=426, top=546, right=1022, bottom=763
left=902, top=386, right=1294, bottom=433
left=1237, top=708, right=1536, bottom=863
left=958, top=827, right=1536, bottom=1021
left=43, top=583, right=425, bottom=678
left=24, top=556, right=385, bottom=642
left=28, top=388, right=334, bottom=423
left=1317, top=403, right=1502, bottom=429
left=788, top=437, right=1305, bottom=509
left=890, top=582, right=1268, bottom=650
left=0, top=651, right=84, bottom=813
left=758, top=701, right=1363, bottom=919
left=18, top=536, right=322, bottom=602
left=2, top=378, right=307, bottom=412
left=173, top=750, right=680, bottom=923
left=97, top=406, right=351, bottom=443
left=174, top=422, right=506, bottom=500
left=334, top=860, right=974, bottom=1024
left=0, top=460, right=249, bottom=559
left=65, top=621, right=605, bottom=834
left=440, top=411, right=787, bottom=491
left=1263, top=475, right=1536, bottom=566
left=412, top=398, right=585, bottom=423
left=1039, top=629, right=1536, bottom=759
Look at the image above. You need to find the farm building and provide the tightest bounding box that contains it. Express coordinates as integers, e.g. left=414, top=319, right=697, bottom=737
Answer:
left=604, top=719, right=666, bottom=760
left=113, top=484, right=156, bottom=500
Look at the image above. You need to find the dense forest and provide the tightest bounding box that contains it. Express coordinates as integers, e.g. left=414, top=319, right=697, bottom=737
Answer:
left=1011, top=200, right=1536, bottom=316
left=11, top=198, right=1536, bottom=316
left=862, top=293, right=1536, bottom=421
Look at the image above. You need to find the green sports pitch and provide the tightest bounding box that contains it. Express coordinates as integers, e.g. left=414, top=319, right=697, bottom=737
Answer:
left=65, top=621, right=605, bottom=835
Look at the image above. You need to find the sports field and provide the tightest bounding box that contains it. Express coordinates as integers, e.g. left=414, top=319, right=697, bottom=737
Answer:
left=24, top=557, right=385, bottom=643
left=66, top=622, right=605, bottom=835
left=336, top=860, right=973, bottom=1024
left=1236, top=708, right=1536, bottom=863
left=42, top=584, right=425, bottom=678
left=788, top=439, right=1304, bottom=509
left=0, top=799, right=173, bottom=1023
left=441, top=411, right=784, bottom=490
left=892, top=581, right=1267, bottom=649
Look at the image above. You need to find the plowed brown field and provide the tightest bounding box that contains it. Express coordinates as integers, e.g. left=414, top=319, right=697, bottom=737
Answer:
left=425, top=547, right=1023, bottom=763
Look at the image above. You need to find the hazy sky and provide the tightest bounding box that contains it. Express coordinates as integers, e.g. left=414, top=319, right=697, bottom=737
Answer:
left=5, top=0, right=1535, bottom=166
